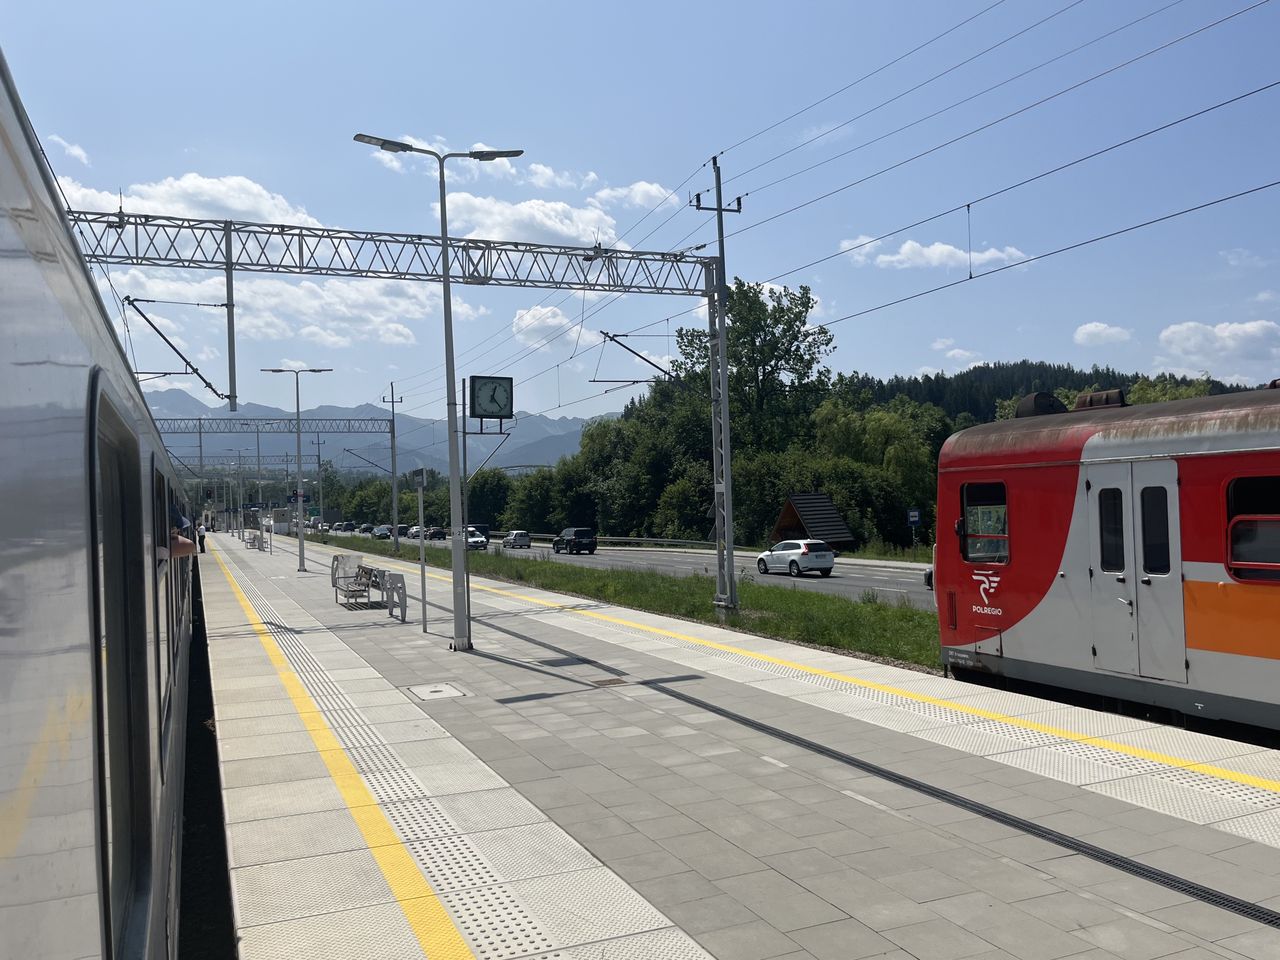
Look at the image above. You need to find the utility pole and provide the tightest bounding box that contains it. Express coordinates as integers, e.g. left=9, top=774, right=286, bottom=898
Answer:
left=312, top=435, right=326, bottom=523
left=693, top=155, right=741, bottom=617
left=256, top=426, right=263, bottom=502
left=383, top=381, right=402, bottom=551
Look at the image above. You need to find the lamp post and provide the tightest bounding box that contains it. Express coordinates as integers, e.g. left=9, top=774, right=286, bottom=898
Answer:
left=262, top=367, right=332, bottom=571
left=226, top=448, right=250, bottom=540
left=354, top=133, right=522, bottom=650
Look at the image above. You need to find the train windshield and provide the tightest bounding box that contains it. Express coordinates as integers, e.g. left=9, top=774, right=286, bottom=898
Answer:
left=962, top=482, right=1009, bottom=563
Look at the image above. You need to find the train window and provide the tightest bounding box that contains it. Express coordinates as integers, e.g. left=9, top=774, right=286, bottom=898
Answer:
left=1099, top=488, right=1126, bottom=572
left=961, top=483, right=1008, bottom=563
left=93, top=402, right=153, bottom=954
left=1227, top=477, right=1280, bottom=582
left=1140, top=487, right=1171, bottom=575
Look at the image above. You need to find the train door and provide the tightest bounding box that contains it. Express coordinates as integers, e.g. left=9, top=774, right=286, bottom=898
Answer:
left=1132, top=460, right=1186, bottom=682
left=1086, top=463, right=1139, bottom=674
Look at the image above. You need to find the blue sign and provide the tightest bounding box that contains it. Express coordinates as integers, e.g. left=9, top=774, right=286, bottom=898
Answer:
left=907, top=508, right=922, bottom=527
left=287, top=494, right=313, bottom=504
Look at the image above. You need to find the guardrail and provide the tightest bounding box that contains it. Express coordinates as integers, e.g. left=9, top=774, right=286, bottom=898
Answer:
left=493, top=531, right=716, bottom=550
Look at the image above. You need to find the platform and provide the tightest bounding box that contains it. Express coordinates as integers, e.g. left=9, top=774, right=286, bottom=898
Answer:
left=199, top=533, right=1280, bottom=960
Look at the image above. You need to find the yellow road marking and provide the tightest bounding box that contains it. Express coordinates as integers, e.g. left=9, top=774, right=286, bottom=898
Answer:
left=210, top=545, right=474, bottom=960
left=310, top=542, right=1280, bottom=796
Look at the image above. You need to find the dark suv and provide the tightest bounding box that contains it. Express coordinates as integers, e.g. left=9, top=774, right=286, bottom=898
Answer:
left=553, top=527, right=597, bottom=555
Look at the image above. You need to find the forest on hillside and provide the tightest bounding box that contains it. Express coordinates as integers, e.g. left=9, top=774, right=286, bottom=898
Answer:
left=325, top=280, right=1239, bottom=548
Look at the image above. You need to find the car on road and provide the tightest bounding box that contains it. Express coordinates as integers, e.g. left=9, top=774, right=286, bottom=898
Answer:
left=341, top=521, right=355, bottom=532
left=372, top=524, right=391, bottom=540
left=407, top=525, right=422, bottom=540
left=426, top=526, right=446, bottom=540
left=393, top=524, right=409, bottom=539
left=466, top=526, right=488, bottom=550
left=756, top=539, right=835, bottom=577
left=553, top=527, right=597, bottom=555
left=502, top=530, right=532, bottom=548
left=359, top=523, right=374, bottom=534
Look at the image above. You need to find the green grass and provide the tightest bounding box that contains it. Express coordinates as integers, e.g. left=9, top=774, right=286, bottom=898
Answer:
left=307, top=534, right=941, bottom=669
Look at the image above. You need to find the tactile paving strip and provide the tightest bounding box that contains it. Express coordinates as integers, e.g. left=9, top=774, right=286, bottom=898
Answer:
left=442, top=885, right=555, bottom=960
left=526, top=927, right=711, bottom=960
left=408, top=833, right=501, bottom=892
left=468, top=823, right=599, bottom=882
left=379, top=797, right=456, bottom=842
left=509, top=868, right=671, bottom=946
left=433, top=788, right=549, bottom=835
left=1087, top=774, right=1277, bottom=825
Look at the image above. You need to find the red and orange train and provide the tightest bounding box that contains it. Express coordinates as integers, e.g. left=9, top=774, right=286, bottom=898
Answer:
left=934, top=387, right=1280, bottom=729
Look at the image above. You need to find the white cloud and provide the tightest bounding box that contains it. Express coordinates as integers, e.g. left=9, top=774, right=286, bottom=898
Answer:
left=1073, top=322, right=1132, bottom=346
left=930, top=337, right=954, bottom=351
left=1220, top=248, right=1267, bottom=269
left=59, top=172, right=320, bottom=224
left=94, top=266, right=475, bottom=346
left=527, top=163, right=582, bottom=190
left=280, top=358, right=309, bottom=370
left=1254, top=290, right=1277, bottom=303
left=444, top=192, right=620, bottom=246
left=874, top=240, right=1025, bottom=270
left=511, top=305, right=602, bottom=351
left=840, top=235, right=882, bottom=266
left=48, top=134, right=89, bottom=166
left=299, top=325, right=353, bottom=349
left=945, top=347, right=980, bottom=363
left=1156, top=319, right=1280, bottom=382
left=589, top=181, right=677, bottom=210
left=916, top=365, right=943, bottom=376
left=197, top=345, right=220, bottom=362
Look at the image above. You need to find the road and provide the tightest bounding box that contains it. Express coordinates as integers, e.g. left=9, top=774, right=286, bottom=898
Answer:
left=328, top=531, right=935, bottom=608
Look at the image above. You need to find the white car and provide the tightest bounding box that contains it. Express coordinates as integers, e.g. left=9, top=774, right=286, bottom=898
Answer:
left=502, top=530, right=531, bottom=548
left=407, top=525, right=423, bottom=540
left=466, top=527, right=488, bottom=551
left=756, top=539, right=835, bottom=578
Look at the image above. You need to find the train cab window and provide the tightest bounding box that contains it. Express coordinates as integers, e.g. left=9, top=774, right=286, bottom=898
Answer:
left=961, top=482, right=1008, bottom=563
left=1140, top=487, right=1171, bottom=575
left=1227, top=476, right=1280, bottom=582
left=1099, top=488, right=1125, bottom=572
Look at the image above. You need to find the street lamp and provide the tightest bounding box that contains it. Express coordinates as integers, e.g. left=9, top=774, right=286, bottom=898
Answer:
left=226, top=448, right=250, bottom=540
left=262, top=367, right=332, bottom=571
left=354, top=133, right=523, bottom=650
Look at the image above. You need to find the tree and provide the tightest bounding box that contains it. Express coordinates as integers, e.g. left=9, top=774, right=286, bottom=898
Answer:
left=467, top=469, right=511, bottom=527
left=674, top=280, right=834, bottom=451
left=501, top=468, right=555, bottom=532
left=1127, top=373, right=1213, bottom=404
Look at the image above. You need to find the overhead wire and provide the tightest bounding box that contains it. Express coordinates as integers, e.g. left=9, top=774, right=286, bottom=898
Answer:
left=718, top=0, right=1011, bottom=157
left=724, top=0, right=1194, bottom=200
left=719, top=0, right=1092, bottom=188
left=692, top=0, right=1270, bottom=249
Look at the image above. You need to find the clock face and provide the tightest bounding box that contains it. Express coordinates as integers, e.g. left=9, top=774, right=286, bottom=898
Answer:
left=470, top=376, right=514, bottom=419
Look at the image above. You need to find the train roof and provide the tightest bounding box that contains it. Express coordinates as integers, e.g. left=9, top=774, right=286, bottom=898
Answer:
left=939, top=387, right=1280, bottom=468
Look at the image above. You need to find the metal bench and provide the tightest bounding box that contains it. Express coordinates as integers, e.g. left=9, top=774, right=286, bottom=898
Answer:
left=334, top=563, right=387, bottom=608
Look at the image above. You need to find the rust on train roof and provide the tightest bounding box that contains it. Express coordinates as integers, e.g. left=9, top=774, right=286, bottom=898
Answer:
left=941, top=387, right=1280, bottom=465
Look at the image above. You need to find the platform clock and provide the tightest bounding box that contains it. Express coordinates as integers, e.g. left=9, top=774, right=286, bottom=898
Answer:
left=469, top=375, right=514, bottom=419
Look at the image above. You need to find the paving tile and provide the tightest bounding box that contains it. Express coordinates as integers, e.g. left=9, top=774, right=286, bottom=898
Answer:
left=760, top=848, right=849, bottom=881
left=1015, top=891, right=1124, bottom=932
left=971, top=913, right=1096, bottom=960
left=630, top=870, right=722, bottom=908
left=657, top=831, right=765, bottom=880
left=696, top=920, right=801, bottom=960
left=1073, top=918, right=1195, bottom=960
left=880, top=867, right=972, bottom=903
left=1148, top=900, right=1266, bottom=942
left=882, top=918, right=1001, bottom=960
left=788, top=918, right=897, bottom=960
left=1216, top=928, right=1280, bottom=960
left=664, top=893, right=762, bottom=935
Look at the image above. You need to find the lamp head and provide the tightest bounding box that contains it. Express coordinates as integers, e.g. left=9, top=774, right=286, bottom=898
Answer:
left=469, top=149, right=523, bottom=162
left=354, top=133, right=414, bottom=153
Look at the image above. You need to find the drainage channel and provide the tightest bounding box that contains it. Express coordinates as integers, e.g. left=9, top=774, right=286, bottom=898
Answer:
left=644, top=681, right=1280, bottom=931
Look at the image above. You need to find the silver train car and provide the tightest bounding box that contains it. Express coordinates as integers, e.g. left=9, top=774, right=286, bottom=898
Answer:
left=1, top=53, right=194, bottom=959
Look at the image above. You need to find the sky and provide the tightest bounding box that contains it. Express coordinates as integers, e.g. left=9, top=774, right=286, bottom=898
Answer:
left=7, top=0, right=1280, bottom=435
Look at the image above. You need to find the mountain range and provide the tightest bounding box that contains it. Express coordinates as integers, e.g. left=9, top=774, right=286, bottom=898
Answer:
left=145, top=388, right=599, bottom=475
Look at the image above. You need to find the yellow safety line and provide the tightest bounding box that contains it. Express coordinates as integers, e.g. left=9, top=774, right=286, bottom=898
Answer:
left=311, top=542, right=1280, bottom=797
left=209, top=545, right=474, bottom=960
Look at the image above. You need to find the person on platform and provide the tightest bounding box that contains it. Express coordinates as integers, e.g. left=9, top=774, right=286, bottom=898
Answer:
left=197, top=522, right=207, bottom=553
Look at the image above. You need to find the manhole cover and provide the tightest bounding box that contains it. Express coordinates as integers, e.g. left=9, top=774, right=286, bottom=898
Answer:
left=591, top=678, right=628, bottom=687
left=408, top=682, right=468, bottom=701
